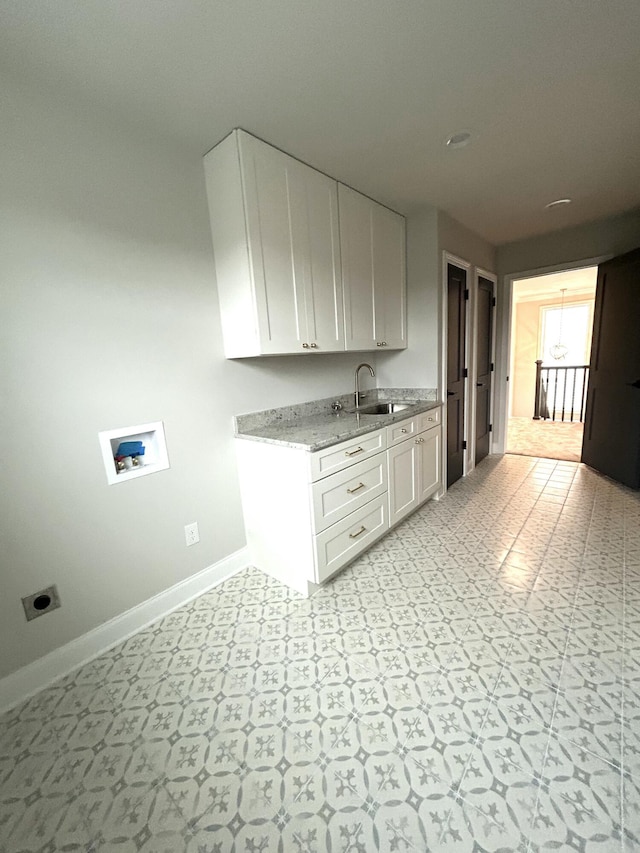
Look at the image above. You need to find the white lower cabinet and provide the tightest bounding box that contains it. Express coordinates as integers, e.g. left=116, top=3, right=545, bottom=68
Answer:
left=388, top=411, right=442, bottom=527
left=235, top=407, right=441, bottom=595
left=388, top=438, right=420, bottom=526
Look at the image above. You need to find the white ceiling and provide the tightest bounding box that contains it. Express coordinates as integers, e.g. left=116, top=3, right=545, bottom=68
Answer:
left=2, top=0, right=640, bottom=245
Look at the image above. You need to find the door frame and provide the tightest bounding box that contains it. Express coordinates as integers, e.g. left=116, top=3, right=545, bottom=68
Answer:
left=493, top=254, right=611, bottom=455
left=441, top=252, right=471, bottom=490
left=471, top=268, right=497, bottom=467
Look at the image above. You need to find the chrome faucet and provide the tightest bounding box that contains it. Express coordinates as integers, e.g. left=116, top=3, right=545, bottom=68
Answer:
left=354, top=363, right=375, bottom=408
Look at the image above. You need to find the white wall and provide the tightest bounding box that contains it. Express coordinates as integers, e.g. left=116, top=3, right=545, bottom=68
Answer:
left=0, top=77, right=378, bottom=680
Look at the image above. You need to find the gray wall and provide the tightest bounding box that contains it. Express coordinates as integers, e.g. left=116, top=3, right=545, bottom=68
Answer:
left=497, top=208, right=640, bottom=275
left=376, top=208, right=498, bottom=395
left=438, top=211, right=497, bottom=274
left=492, top=208, right=640, bottom=453
left=0, top=77, right=380, bottom=679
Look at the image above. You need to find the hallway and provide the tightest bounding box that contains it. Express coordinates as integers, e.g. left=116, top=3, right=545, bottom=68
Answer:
left=507, top=416, right=584, bottom=463
left=1, top=454, right=638, bottom=851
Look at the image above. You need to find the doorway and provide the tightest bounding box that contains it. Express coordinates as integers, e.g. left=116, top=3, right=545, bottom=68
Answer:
left=506, top=266, right=597, bottom=462
left=443, top=256, right=496, bottom=490
left=475, top=275, right=495, bottom=465
left=446, top=261, right=467, bottom=487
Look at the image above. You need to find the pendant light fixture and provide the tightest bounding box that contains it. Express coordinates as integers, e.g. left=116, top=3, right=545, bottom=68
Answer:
left=549, top=288, right=569, bottom=361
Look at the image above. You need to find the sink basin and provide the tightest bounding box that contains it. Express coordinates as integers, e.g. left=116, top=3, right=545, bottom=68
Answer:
left=356, top=402, right=412, bottom=415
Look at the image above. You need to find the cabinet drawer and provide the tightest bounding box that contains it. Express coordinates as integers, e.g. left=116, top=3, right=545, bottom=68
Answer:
left=310, top=429, right=386, bottom=481
left=311, top=452, right=387, bottom=533
left=314, top=496, right=388, bottom=584
left=387, top=416, right=417, bottom=447
left=416, top=407, right=441, bottom=433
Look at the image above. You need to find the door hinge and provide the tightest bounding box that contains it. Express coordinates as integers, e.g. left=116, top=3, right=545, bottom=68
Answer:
left=492, top=297, right=496, bottom=307
left=464, top=289, right=469, bottom=301
left=463, top=368, right=468, bottom=378
left=462, top=440, right=467, bottom=450
left=489, top=424, right=493, bottom=432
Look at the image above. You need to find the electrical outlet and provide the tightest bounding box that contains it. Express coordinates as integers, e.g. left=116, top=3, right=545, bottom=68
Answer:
left=184, top=522, right=200, bottom=547
left=22, top=585, right=61, bottom=621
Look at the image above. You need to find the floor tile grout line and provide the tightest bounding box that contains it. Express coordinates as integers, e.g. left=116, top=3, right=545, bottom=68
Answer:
left=3, top=460, right=626, bottom=846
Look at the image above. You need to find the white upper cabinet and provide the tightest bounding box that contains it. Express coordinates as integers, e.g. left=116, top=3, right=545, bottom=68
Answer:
left=339, top=183, right=407, bottom=351
left=204, top=130, right=343, bottom=357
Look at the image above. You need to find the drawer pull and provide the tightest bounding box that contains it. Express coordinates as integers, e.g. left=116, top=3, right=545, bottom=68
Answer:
left=347, top=482, right=366, bottom=494
left=427, top=416, right=434, bottom=421
left=400, top=428, right=407, bottom=433
left=345, top=446, right=364, bottom=457
left=349, top=525, right=367, bottom=539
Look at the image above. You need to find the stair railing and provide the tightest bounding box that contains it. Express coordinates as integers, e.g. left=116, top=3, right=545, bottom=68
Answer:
left=533, top=360, right=590, bottom=423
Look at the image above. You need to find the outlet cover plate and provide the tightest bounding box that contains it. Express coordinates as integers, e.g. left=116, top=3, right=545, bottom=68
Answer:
left=22, top=585, right=61, bottom=621
left=185, top=522, right=200, bottom=547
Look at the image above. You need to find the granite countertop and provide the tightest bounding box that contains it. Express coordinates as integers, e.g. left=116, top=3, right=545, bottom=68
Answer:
left=234, top=389, right=441, bottom=452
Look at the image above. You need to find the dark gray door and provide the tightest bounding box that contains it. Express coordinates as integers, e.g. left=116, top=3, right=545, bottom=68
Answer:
left=447, top=263, right=467, bottom=487
left=475, top=276, right=494, bottom=465
left=582, top=248, right=640, bottom=489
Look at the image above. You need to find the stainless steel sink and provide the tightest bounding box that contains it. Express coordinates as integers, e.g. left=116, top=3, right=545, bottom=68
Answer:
left=355, top=401, right=412, bottom=415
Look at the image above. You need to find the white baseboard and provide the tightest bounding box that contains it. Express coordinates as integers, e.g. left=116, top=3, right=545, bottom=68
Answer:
left=0, top=548, right=250, bottom=715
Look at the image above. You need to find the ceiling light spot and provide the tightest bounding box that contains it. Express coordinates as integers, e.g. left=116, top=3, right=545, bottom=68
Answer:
left=446, top=131, right=471, bottom=149
left=545, top=198, right=572, bottom=209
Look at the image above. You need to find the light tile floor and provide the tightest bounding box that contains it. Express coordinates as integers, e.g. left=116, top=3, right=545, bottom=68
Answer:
left=2, top=454, right=639, bottom=852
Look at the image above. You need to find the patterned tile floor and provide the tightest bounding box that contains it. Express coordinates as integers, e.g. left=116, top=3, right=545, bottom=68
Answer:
left=2, top=454, right=639, bottom=852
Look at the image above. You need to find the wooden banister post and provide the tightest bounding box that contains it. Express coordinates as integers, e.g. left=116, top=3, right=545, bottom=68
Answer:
left=533, top=359, right=543, bottom=420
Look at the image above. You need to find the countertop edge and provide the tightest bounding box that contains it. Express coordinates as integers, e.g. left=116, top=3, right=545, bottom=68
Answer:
left=235, top=400, right=442, bottom=452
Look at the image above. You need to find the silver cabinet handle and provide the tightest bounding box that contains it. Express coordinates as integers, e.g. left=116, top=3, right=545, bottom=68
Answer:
left=400, top=428, right=407, bottom=433
left=302, top=343, right=309, bottom=349
left=345, top=446, right=364, bottom=457
left=427, top=416, right=434, bottom=421
left=347, top=482, right=366, bottom=494
left=309, top=343, right=318, bottom=348
left=415, top=437, right=425, bottom=444
left=349, top=525, right=366, bottom=539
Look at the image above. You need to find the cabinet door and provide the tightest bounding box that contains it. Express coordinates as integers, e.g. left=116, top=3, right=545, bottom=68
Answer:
left=372, top=202, right=407, bottom=349
left=417, top=426, right=441, bottom=504
left=387, top=438, right=419, bottom=526
left=240, top=132, right=343, bottom=354
left=340, top=183, right=406, bottom=351
left=240, top=132, right=305, bottom=354
left=340, top=184, right=376, bottom=350
left=299, top=165, right=344, bottom=352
